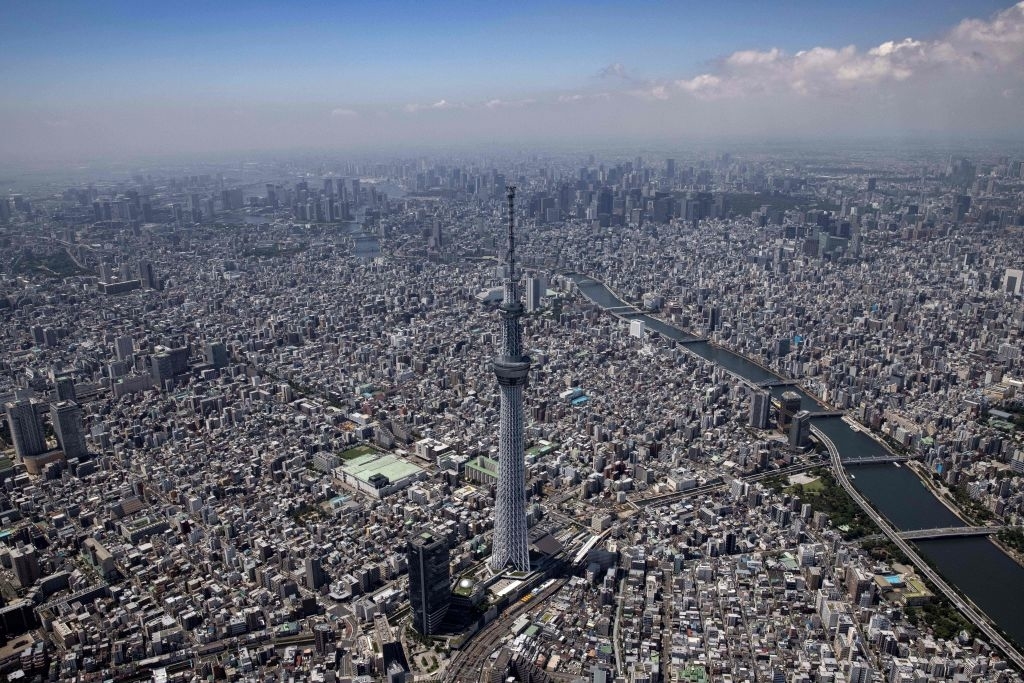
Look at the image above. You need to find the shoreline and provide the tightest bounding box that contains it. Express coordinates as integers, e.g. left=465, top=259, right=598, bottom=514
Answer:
left=905, top=461, right=975, bottom=526
left=906, top=461, right=1024, bottom=570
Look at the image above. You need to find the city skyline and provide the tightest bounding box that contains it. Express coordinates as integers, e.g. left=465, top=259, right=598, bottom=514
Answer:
left=2, top=144, right=1024, bottom=680
left=2, top=1, right=1024, bottom=163
left=3, top=2, right=1024, bottom=680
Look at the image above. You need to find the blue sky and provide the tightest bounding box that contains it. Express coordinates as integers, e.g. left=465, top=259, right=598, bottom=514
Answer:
left=1, top=1, right=1022, bottom=161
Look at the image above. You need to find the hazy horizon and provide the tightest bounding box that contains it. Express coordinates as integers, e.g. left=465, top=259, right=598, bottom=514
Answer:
left=3, top=0, right=1024, bottom=166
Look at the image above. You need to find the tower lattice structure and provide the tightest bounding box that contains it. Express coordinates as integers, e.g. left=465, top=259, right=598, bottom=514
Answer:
left=489, top=186, right=531, bottom=573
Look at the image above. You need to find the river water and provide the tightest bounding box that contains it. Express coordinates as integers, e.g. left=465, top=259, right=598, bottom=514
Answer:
left=567, top=273, right=1024, bottom=647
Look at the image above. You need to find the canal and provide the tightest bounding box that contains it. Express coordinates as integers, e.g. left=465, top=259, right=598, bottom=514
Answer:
left=568, top=272, right=1024, bottom=647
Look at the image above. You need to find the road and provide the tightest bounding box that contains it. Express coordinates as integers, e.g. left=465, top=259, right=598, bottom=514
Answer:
left=613, top=577, right=625, bottom=673
left=813, top=426, right=1024, bottom=673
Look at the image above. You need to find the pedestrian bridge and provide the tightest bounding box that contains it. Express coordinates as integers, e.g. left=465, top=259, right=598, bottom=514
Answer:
left=898, top=526, right=1004, bottom=541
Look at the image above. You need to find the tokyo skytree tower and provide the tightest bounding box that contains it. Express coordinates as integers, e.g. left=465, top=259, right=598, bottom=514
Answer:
left=489, top=186, right=531, bottom=573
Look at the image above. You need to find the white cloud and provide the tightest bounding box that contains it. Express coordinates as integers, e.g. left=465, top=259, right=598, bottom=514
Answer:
left=330, top=108, right=357, bottom=118
left=556, top=92, right=611, bottom=103
left=629, top=84, right=670, bottom=101
left=484, top=98, right=536, bottom=109
left=404, top=99, right=462, bottom=113
left=676, top=74, right=724, bottom=95
left=668, top=1, right=1024, bottom=100
left=725, top=48, right=781, bottom=67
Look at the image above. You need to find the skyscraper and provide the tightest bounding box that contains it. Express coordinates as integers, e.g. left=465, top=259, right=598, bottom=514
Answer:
left=138, top=259, right=157, bottom=290
left=525, top=276, right=542, bottom=313
left=789, top=410, right=812, bottom=449
left=305, top=555, right=328, bottom=590
left=5, top=400, right=46, bottom=459
left=51, top=401, right=87, bottom=460
left=54, top=375, right=76, bottom=402
left=205, top=341, right=229, bottom=369
left=490, top=186, right=532, bottom=574
left=407, top=531, right=450, bottom=635
left=115, top=335, right=134, bottom=361
left=749, top=390, right=771, bottom=429
left=778, top=391, right=802, bottom=434
left=10, top=546, right=40, bottom=588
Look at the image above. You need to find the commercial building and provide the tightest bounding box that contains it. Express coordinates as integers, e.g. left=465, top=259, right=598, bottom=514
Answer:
left=408, top=531, right=450, bottom=635
left=51, top=400, right=87, bottom=460
left=5, top=399, right=46, bottom=459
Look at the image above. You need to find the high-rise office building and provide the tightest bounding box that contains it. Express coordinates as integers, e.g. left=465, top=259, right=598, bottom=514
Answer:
left=115, top=335, right=134, bottom=361
left=1002, top=268, right=1023, bottom=296
left=778, top=391, right=802, bottom=434
left=10, top=546, right=40, bottom=588
left=407, top=531, right=450, bottom=635
left=51, top=401, right=87, bottom=460
left=431, top=219, right=443, bottom=249
left=305, top=555, right=329, bottom=590
left=789, top=410, right=812, bottom=449
left=313, top=623, right=335, bottom=655
left=138, top=260, right=157, bottom=290
left=205, top=341, right=229, bottom=369
left=490, top=187, right=532, bottom=574
left=54, top=375, right=76, bottom=402
left=5, top=400, right=46, bottom=459
left=749, top=391, right=771, bottom=429
left=525, top=276, right=542, bottom=313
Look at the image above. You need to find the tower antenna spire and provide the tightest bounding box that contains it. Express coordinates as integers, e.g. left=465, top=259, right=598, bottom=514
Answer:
left=506, top=185, right=517, bottom=303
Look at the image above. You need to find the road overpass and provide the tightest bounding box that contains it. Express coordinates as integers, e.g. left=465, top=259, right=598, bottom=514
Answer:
left=812, top=425, right=1024, bottom=673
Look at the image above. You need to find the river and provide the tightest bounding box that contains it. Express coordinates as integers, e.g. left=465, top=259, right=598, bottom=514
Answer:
left=567, top=272, right=1024, bottom=648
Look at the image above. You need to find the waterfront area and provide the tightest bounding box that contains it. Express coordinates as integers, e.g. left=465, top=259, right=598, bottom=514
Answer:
left=571, top=272, right=1024, bottom=650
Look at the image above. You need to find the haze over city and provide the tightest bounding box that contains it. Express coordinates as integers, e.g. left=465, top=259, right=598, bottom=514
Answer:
left=3, top=0, right=1024, bottom=164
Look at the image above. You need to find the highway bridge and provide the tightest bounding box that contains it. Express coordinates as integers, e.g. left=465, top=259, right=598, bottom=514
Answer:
left=812, top=425, right=1024, bottom=673
left=606, top=305, right=641, bottom=316
left=898, top=526, right=1004, bottom=541
left=756, top=378, right=801, bottom=388
left=842, top=455, right=910, bottom=465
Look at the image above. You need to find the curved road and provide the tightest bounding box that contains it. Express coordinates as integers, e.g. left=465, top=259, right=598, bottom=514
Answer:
left=813, top=426, right=1024, bottom=672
